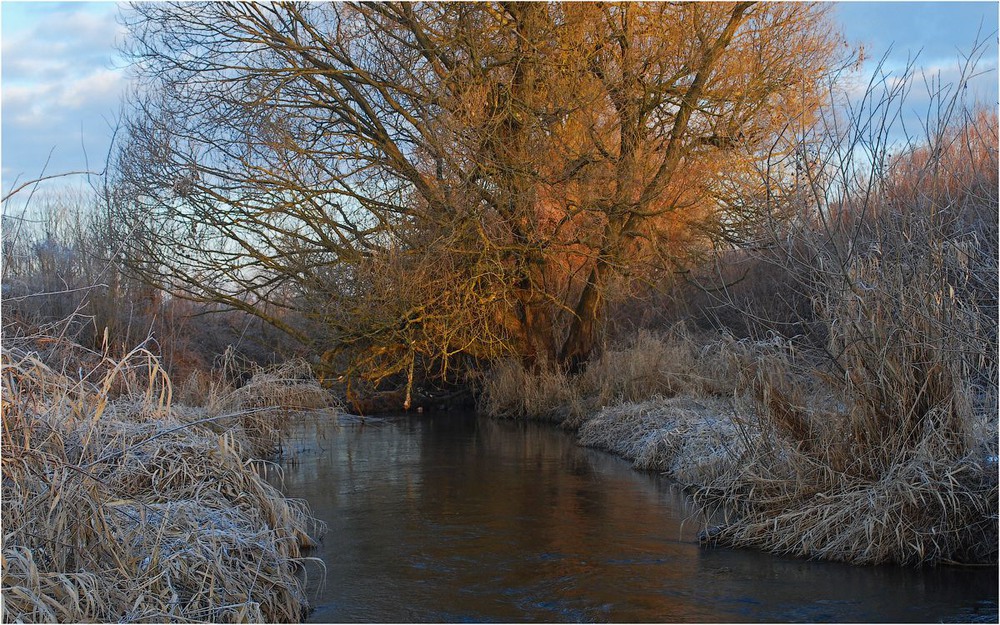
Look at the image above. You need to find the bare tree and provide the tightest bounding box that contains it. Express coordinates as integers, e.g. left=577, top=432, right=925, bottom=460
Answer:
left=112, top=2, right=843, bottom=389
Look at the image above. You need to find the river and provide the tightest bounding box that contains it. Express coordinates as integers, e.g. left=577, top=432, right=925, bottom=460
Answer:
left=271, top=411, right=998, bottom=623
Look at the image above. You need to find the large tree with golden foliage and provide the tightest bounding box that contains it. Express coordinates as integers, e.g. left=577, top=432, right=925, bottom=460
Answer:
left=112, top=2, right=844, bottom=393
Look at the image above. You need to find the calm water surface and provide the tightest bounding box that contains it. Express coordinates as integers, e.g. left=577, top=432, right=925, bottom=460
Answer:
left=272, top=411, right=998, bottom=623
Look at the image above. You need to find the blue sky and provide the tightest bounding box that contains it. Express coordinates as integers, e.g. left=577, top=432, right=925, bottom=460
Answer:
left=1, top=1, right=998, bottom=203
left=2, top=1, right=126, bottom=199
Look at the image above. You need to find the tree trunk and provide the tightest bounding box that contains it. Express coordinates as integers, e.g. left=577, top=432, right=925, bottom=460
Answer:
left=515, top=276, right=559, bottom=370
left=559, top=259, right=606, bottom=373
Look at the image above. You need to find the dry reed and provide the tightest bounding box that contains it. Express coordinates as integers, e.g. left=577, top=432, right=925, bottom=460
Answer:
left=477, top=358, right=585, bottom=423
left=692, top=266, right=999, bottom=565
left=1, top=335, right=327, bottom=623
left=178, top=358, right=336, bottom=459
left=691, top=99, right=999, bottom=565
left=479, top=326, right=737, bottom=428
left=578, top=327, right=738, bottom=405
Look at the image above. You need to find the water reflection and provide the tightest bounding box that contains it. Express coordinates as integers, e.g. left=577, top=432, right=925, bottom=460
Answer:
left=272, top=412, right=998, bottom=623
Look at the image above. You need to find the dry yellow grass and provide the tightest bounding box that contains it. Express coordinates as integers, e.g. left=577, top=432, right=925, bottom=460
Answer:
left=692, top=321, right=999, bottom=565
left=1, top=336, right=327, bottom=623
left=179, top=358, right=336, bottom=459
left=687, top=106, right=1000, bottom=562
left=477, top=358, right=585, bottom=423
left=696, top=443, right=998, bottom=565
left=479, top=326, right=737, bottom=427
left=575, top=324, right=997, bottom=566
left=578, top=327, right=737, bottom=404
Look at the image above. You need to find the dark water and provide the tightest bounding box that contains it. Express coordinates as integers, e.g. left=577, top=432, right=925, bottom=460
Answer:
left=272, top=411, right=998, bottom=623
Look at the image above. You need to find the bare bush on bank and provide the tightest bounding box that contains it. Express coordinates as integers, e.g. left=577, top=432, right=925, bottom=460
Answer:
left=693, top=48, right=999, bottom=565
left=1, top=188, right=305, bottom=392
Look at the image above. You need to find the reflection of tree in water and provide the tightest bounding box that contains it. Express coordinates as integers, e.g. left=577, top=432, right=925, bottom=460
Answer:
left=275, top=413, right=998, bottom=623
left=404, top=414, right=705, bottom=620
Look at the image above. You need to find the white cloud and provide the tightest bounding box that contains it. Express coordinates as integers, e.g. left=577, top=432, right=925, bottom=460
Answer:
left=2, top=66, right=123, bottom=129
left=56, top=68, right=124, bottom=112
left=2, top=2, right=126, bottom=192
left=2, top=3, right=126, bottom=59
left=2, top=83, right=56, bottom=126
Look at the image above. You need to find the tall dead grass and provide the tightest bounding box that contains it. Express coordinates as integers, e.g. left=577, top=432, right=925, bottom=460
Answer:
left=695, top=229, right=999, bottom=564
left=693, top=67, right=999, bottom=564
left=578, top=327, right=737, bottom=404
left=477, top=358, right=585, bottom=423
left=177, top=353, right=335, bottom=459
left=479, top=326, right=737, bottom=427
left=1, top=335, right=328, bottom=622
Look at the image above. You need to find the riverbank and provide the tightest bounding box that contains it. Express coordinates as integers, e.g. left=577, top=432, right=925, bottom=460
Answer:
left=577, top=392, right=998, bottom=566
left=481, top=329, right=999, bottom=567
left=1, top=335, right=330, bottom=623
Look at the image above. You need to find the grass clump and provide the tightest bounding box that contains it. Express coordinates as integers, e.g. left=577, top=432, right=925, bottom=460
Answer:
left=692, top=104, right=999, bottom=566
left=693, top=256, right=999, bottom=565
left=479, top=326, right=736, bottom=427
left=477, top=358, right=584, bottom=423
left=578, top=327, right=737, bottom=405
left=1, top=336, right=327, bottom=622
left=178, top=356, right=337, bottom=459
left=577, top=396, right=745, bottom=486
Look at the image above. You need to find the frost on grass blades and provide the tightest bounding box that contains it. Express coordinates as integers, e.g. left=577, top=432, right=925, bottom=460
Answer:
left=1, top=334, right=329, bottom=622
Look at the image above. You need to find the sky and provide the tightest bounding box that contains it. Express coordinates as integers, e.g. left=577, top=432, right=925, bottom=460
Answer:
left=1, top=1, right=998, bottom=204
